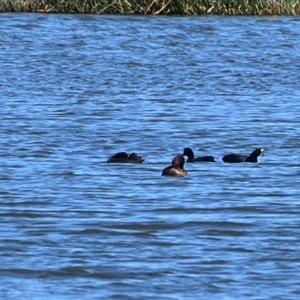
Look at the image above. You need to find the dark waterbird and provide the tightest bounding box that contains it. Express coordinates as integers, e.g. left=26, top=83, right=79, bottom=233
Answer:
left=162, top=155, right=187, bottom=177
left=222, top=148, right=265, bottom=163
left=183, top=147, right=215, bottom=162
left=107, top=152, right=144, bottom=163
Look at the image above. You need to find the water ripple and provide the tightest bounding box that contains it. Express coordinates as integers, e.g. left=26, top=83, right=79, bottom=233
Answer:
left=0, top=13, right=300, bottom=300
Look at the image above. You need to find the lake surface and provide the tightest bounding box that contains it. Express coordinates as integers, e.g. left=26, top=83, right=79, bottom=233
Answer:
left=1, top=13, right=300, bottom=299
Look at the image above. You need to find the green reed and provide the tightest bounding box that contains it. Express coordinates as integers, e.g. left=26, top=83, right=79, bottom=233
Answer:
left=1, top=0, right=300, bottom=15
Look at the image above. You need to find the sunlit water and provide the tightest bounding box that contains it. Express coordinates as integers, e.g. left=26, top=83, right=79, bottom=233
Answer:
left=1, top=13, right=300, bottom=299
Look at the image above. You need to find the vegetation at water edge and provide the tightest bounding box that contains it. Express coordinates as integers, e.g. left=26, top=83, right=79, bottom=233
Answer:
left=1, top=0, right=300, bottom=15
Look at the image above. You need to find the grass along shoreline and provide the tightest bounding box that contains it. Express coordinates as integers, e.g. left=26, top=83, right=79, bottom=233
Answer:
left=1, top=0, right=300, bottom=15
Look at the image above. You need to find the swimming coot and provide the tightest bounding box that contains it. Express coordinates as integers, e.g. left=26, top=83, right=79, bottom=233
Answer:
left=107, top=152, right=144, bottom=163
left=162, top=155, right=187, bottom=177
left=222, top=148, right=265, bottom=163
left=183, top=147, right=215, bottom=162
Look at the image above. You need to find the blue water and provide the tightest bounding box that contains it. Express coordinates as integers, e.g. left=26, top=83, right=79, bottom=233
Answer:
left=1, top=13, right=300, bottom=299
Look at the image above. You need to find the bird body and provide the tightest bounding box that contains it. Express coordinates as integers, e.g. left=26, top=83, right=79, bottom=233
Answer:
left=107, top=152, right=144, bottom=163
left=162, top=155, right=187, bottom=177
left=183, top=147, right=215, bottom=162
left=222, top=148, right=265, bottom=163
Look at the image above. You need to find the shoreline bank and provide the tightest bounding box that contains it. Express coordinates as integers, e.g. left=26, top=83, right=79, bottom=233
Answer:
left=1, top=0, right=300, bottom=15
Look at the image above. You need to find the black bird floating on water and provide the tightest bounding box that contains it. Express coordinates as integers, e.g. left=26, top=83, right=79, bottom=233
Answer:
left=222, top=148, right=265, bottom=163
left=107, top=152, right=144, bottom=163
left=183, top=147, right=215, bottom=162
